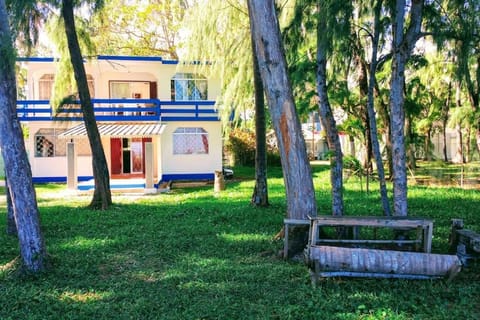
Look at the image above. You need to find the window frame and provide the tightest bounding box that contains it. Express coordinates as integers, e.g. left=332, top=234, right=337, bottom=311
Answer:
left=170, top=73, right=208, bottom=101
left=34, top=128, right=67, bottom=158
left=172, top=127, right=209, bottom=155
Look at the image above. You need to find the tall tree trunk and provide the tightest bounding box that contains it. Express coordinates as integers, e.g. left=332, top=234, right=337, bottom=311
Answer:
left=455, top=124, right=464, bottom=163
left=250, top=30, right=269, bottom=207
left=5, top=175, right=17, bottom=236
left=376, top=82, right=393, bottom=178
left=454, top=81, right=464, bottom=163
left=367, top=0, right=391, bottom=216
left=357, top=54, right=372, bottom=192
left=247, top=0, right=316, bottom=220
left=465, top=127, right=471, bottom=163
left=62, top=0, right=112, bottom=209
left=0, top=0, right=46, bottom=272
left=389, top=0, right=423, bottom=216
left=442, top=81, right=452, bottom=162
left=317, top=1, right=344, bottom=216
left=405, top=113, right=416, bottom=169
left=424, top=127, right=432, bottom=161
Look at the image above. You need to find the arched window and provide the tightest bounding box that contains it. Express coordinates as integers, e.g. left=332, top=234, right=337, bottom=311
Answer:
left=171, top=73, right=207, bottom=101
left=173, top=127, right=209, bottom=154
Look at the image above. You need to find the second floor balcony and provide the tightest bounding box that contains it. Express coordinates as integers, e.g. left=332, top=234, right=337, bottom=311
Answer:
left=16, top=98, right=220, bottom=122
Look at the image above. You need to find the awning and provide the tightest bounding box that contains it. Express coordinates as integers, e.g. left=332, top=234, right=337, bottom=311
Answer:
left=59, top=123, right=166, bottom=138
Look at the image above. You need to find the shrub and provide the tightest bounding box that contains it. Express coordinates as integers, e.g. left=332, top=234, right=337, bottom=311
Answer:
left=226, top=128, right=281, bottom=166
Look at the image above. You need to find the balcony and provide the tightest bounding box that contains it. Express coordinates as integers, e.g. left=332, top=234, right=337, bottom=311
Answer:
left=16, top=98, right=219, bottom=122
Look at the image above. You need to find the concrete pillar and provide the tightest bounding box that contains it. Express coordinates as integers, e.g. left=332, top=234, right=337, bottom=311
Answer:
left=66, top=142, right=77, bottom=190
left=144, top=142, right=156, bottom=193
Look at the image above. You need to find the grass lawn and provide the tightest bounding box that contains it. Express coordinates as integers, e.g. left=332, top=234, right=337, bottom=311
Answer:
left=0, top=163, right=479, bottom=319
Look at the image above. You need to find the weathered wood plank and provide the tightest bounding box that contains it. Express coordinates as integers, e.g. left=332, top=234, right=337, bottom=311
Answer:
left=309, top=216, right=433, bottom=253
left=456, top=229, right=480, bottom=253
left=309, top=245, right=461, bottom=279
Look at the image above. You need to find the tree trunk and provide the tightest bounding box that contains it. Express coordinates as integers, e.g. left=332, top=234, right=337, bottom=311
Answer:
left=455, top=124, right=464, bottom=163
left=5, top=175, right=17, bottom=236
left=424, top=127, right=432, bottom=161
left=454, top=81, right=465, bottom=163
left=405, top=113, right=416, bottom=169
left=316, top=2, right=344, bottom=216
left=0, top=0, right=46, bottom=272
left=247, top=0, right=317, bottom=220
left=376, top=84, right=393, bottom=178
left=250, top=28, right=269, bottom=207
left=366, top=0, right=391, bottom=216
left=442, top=81, right=452, bottom=162
left=389, top=0, right=423, bottom=216
left=465, top=127, right=471, bottom=163
left=62, top=0, right=112, bottom=209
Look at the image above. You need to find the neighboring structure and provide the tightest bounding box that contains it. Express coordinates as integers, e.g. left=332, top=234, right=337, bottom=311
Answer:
left=16, top=56, right=223, bottom=191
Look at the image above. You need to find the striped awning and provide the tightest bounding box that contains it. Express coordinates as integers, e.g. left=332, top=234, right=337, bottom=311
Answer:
left=59, top=123, right=166, bottom=138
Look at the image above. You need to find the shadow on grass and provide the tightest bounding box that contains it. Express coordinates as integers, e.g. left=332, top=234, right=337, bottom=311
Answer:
left=0, top=164, right=479, bottom=319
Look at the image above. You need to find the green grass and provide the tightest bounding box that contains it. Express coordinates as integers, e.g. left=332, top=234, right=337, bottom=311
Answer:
left=0, top=163, right=479, bottom=319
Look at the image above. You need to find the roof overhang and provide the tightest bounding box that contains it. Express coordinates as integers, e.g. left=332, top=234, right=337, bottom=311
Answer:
left=59, top=123, right=166, bottom=138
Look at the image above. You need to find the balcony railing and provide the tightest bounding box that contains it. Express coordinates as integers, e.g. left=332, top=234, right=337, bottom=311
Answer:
left=16, top=98, right=219, bottom=122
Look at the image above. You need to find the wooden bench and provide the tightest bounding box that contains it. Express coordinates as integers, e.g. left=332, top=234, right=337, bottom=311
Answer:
left=303, top=216, right=462, bottom=281
left=449, top=218, right=480, bottom=266
left=308, top=215, right=434, bottom=253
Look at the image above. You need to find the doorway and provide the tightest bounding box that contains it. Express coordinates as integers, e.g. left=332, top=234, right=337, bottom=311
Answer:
left=110, top=137, right=152, bottom=177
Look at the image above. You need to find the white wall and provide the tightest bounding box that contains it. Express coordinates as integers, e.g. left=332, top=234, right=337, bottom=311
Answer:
left=160, top=121, right=223, bottom=175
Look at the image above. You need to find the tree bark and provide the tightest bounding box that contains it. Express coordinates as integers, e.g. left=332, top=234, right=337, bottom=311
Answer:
left=62, top=0, right=112, bottom=209
left=0, top=0, right=46, bottom=272
left=250, top=27, right=269, bottom=207
left=247, top=0, right=317, bottom=220
left=389, top=0, right=423, bottom=216
left=366, top=0, right=391, bottom=216
left=5, top=175, right=17, bottom=236
left=316, top=1, right=344, bottom=216
left=442, top=81, right=452, bottom=162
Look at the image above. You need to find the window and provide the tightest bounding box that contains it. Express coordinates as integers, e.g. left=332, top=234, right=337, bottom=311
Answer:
left=38, top=74, right=94, bottom=100
left=171, top=73, right=207, bottom=101
left=173, top=127, right=209, bottom=155
left=34, top=128, right=67, bottom=157
left=39, top=74, right=54, bottom=100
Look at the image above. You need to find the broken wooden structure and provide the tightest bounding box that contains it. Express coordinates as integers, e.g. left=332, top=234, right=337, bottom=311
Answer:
left=300, top=215, right=461, bottom=281
left=449, top=218, right=480, bottom=266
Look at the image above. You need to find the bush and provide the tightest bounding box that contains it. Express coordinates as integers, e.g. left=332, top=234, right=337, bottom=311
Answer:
left=226, top=128, right=281, bottom=166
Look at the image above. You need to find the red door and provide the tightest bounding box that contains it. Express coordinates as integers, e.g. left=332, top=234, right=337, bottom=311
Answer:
left=110, top=138, right=122, bottom=174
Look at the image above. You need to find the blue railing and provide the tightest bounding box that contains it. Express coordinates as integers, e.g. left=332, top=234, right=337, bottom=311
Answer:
left=16, top=98, right=219, bottom=122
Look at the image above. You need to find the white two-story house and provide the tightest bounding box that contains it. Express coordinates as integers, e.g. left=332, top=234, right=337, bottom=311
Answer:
left=16, top=56, right=224, bottom=191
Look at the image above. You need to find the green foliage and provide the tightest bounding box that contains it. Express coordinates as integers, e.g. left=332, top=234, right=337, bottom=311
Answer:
left=0, top=163, right=480, bottom=318
left=226, top=129, right=281, bottom=167
left=46, top=13, right=97, bottom=110
left=343, top=154, right=362, bottom=172
left=90, top=0, right=184, bottom=58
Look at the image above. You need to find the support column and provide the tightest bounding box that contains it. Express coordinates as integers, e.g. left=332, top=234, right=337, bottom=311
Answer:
left=144, top=142, right=156, bottom=193
left=66, top=141, right=77, bottom=190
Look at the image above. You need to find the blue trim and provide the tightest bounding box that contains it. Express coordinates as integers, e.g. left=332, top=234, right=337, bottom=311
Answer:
left=161, top=117, right=220, bottom=122
left=32, top=176, right=92, bottom=184
left=18, top=56, right=171, bottom=63
left=97, top=55, right=164, bottom=62
left=17, top=57, right=55, bottom=62
left=161, top=173, right=214, bottom=182
left=78, top=182, right=147, bottom=191
left=162, top=60, right=179, bottom=64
